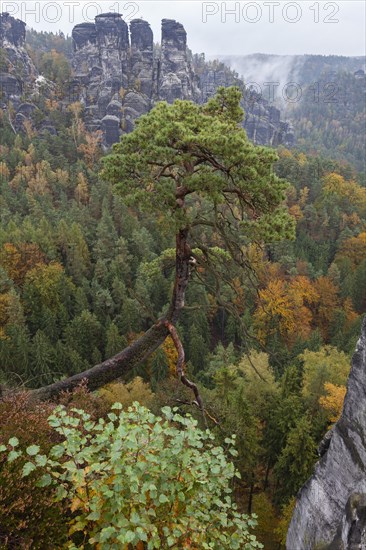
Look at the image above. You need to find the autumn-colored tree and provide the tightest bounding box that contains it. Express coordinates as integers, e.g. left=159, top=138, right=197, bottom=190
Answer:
left=68, top=102, right=85, bottom=147
left=319, top=382, right=347, bottom=426
left=161, top=336, right=179, bottom=377
left=98, top=376, right=154, bottom=409
left=0, top=242, right=45, bottom=286
left=236, top=350, right=279, bottom=411
left=77, top=130, right=103, bottom=168
left=322, top=172, right=366, bottom=215
left=22, top=262, right=75, bottom=339
left=254, top=276, right=318, bottom=347
left=336, top=231, right=366, bottom=269
left=313, top=276, right=340, bottom=340
left=0, top=393, right=67, bottom=547
left=0, top=160, right=10, bottom=181
left=275, top=497, right=296, bottom=547
left=74, top=172, right=89, bottom=205
left=0, top=293, right=11, bottom=339
left=301, top=346, right=350, bottom=414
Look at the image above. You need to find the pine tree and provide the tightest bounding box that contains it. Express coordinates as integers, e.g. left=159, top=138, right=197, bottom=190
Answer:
left=33, top=87, right=294, bottom=400
left=274, top=416, right=317, bottom=503
left=105, top=322, right=127, bottom=359
left=31, top=330, right=54, bottom=385
left=150, top=348, right=169, bottom=390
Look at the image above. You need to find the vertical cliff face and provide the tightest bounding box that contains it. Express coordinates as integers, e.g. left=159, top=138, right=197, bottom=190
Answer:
left=287, top=317, right=366, bottom=549
left=158, top=19, right=200, bottom=103
left=73, top=13, right=129, bottom=80
left=130, top=19, right=154, bottom=98
left=0, top=12, right=39, bottom=131
left=0, top=12, right=36, bottom=85
left=71, top=14, right=202, bottom=145
left=72, top=13, right=131, bottom=145
left=0, top=11, right=26, bottom=47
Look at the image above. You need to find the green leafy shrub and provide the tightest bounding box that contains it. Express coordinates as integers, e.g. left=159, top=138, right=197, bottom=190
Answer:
left=1, top=402, right=262, bottom=549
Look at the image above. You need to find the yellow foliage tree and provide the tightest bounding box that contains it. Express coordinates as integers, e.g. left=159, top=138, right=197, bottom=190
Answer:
left=0, top=242, right=45, bottom=286
left=77, top=130, right=103, bottom=168
left=323, top=173, right=366, bottom=214
left=99, top=377, right=154, bottom=409
left=252, top=492, right=281, bottom=548
left=319, top=382, right=347, bottom=425
left=275, top=497, right=296, bottom=548
left=314, top=276, right=340, bottom=340
left=0, top=293, right=11, bottom=339
left=27, top=160, right=52, bottom=196
left=68, top=102, right=85, bottom=146
left=24, top=262, right=71, bottom=311
left=74, top=172, right=89, bottom=205
left=0, top=161, right=10, bottom=181
left=301, top=346, right=350, bottom=413
left=336, top=232, right=366, bottom=269
left=254, top=276, right=319, bottom=346
left=236, top=350, right=278, bottom=410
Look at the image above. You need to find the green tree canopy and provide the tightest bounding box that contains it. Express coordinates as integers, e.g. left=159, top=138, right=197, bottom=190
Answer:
left=102, top=86, right=294, bottom=246
left=31, top=87, right=294, bottom=401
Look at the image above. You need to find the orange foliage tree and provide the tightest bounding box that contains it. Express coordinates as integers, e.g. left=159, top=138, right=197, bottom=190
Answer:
left=0, top=242, right=45, bottom=286
left=336, top=232, right=366, bottom=269
left=313, top=276, right=340, bottom=339
left=319, top=382, right=347, bottom=425
left=254, top=276, right=319, bottom=347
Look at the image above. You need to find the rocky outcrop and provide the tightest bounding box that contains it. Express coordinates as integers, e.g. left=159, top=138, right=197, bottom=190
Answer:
left=71, top=12, right=293, bottom=147
left=72, top=13, right=155, bottom=146
left=0, top=10, right=294, bottom=148
left=130, top=19, right=154, bottom=97
left=71, top=13, right=129, bottom=144
left=199, top=66, right=294, bottom=146
left=287, top=317, right=366, bottom=550
left=0, top=13, right=45, bottom=133
left=0, top=13, right=37, bottom=101
left=71, top=15, right=203, bottom=145
left=158, top=19, right=200, bottom=103
left=0, top=12, right=26, bottom=47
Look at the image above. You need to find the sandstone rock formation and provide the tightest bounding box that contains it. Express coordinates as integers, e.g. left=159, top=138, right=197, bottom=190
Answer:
left=158, top=19, right=200, bottom=103
left=70, top=14, right=203, bottom=146
left=0, top=12, right=60, bottom=136
left=287, top=317, right=366, bottom=549
left=0, top=12, right=37, bottom=118
left=199, top=64, right=293, bottom=146
left=70, top=12, right=294, bottom=147
left=0, top=10, right=294, bottom=148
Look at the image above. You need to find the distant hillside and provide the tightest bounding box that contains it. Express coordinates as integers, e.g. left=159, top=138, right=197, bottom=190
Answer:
left=211, top=54, right=366, bottom=171
left=212, top=54, right=365, bottom=89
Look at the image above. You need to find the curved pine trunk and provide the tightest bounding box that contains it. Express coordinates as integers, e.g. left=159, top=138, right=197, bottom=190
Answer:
left=30, top=321, right=170, bottom=402
left=29, top=227, right=192, bottom=402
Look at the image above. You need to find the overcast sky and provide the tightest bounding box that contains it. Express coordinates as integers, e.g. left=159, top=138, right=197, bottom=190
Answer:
left=1, top=1, right=365, bottom=57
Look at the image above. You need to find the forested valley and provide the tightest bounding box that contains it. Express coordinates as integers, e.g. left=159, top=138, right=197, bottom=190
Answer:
left=0, top=21, right=365, bottom=550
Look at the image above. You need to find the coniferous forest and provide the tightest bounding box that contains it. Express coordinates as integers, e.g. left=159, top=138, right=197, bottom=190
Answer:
left=0, top=15, right=366, bottom=549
